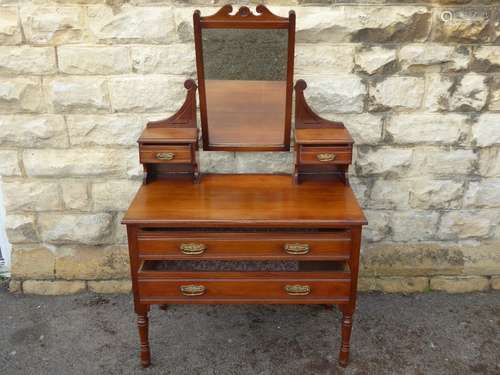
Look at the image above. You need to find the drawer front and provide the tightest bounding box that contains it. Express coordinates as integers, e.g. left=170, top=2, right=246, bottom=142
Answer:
left=139, top=145, right=192, bottom=164
left=299, top=146, right=352, bottom=165
left=137, top=231, right=352, bottom=260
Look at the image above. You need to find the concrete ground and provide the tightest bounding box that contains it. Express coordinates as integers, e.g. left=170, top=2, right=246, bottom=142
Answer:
left=0, top=283, right=499, bottom=375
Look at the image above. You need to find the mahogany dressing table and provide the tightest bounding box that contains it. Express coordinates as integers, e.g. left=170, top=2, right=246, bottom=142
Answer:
left=123, top=5, right=366, bottom=368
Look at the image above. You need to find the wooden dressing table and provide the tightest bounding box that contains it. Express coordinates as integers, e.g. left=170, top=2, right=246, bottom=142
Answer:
left=123, top=5, right=366, bottom=368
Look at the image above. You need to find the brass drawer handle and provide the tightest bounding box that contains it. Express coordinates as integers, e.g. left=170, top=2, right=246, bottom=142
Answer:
left=156, top=152, right=175, bottom=161
left=180, top=285, right=206, bottom=296
left=316, top=153, right=336, bottom=162
left=284, top=285, right=311, bottom=296
left=284, top=243, right=310, bottom=255
left=180, top=243, right=206, bottom=255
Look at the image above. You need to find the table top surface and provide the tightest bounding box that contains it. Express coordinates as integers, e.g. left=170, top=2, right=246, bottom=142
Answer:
left=123, top=174, right=367, bottom=227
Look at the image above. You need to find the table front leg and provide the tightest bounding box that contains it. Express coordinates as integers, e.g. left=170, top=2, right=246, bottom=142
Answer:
left=136, top=305, right=151, bottom=368
left=338, top=305, right=354, bottom=367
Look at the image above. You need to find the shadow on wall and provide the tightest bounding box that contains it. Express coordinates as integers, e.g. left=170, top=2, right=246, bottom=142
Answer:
left=0, top=177, right=11, bottom=275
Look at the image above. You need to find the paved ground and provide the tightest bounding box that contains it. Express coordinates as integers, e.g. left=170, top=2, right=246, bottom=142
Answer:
left=0, top=283, right=499, bottom=375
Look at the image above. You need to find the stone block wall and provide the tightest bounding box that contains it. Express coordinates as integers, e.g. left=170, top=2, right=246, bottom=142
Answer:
left=1, top=0, right=500, bottom=294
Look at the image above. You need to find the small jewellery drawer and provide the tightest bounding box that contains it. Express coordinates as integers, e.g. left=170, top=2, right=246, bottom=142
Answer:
left=136, top=230, right=352, bottom=260
left=139, top=145, right=192, bottom=164
left=299, top=146, right=352, bottom=165
left=137, top=271, right=351, bottom=304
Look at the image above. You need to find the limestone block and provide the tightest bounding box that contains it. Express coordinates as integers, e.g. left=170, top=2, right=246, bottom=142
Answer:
left=409, top=179, right=464, bottom=209
left=301, top=76, right=366, bottom=113
left=413, top=147, right=477, bottom=176
left=0, top=6, right=22, bottom=44
left=386, top=114, right=469, bottom=145
left=0, top=46, right=56, bottom=74
left=8, top=280, right=22, bottom=293
left=362, top=210, right=390, bottom=242
left=23, top=149, right=129, bottom=177
left=108, top=75, right=185, bottom=112
left=5, top=214, right=38, bottom=243
left=329, top=113, right=382, bottom=145
left=235, top=152, right=294, bottom=174
left=23, top=280, right=86, bottom=295
left=464, top=179, right=500, bottom=208
left=355, top=147, right=413, bottom=176
left=2, top=181, right=61, bottom=212
left=449, top=72, right=488, bottom=111
left=368, top=179, right=410, bottom=209
left=369, top=76, right=424, bottom=111
left=38, top=213, right=113, bottom=245
left=479, top=148, right=500, bottom=177
left=359, top=277, right=429, bottom=293
left=58, top=45, right=131, bottom=75
left=131, top=44, right=196, bottom=75
left=66, top=114, right=144, bottom=146
left=11, top=245, right=55, bottom=279
left=488, top=77, right=500, bottom=111
left=492, top=277, right=500, bottom=290
left=126, top=147, right=142, bottom=178
left=349, top=177, right=369, bottom=208
left=20, top=6, right=84, bottom=45
left=295, top=6, right=430, bottom=43
left=423, top=74, right=454, bottom=112
left=430, top=276, right=489, bottom=293
left=199, top=151, right=236, bottom=173
left=92, top=180, right=141, bottom=211
left=432, top=7, right=491, bottom=43
left=473, top=46, right=500, bottom=71
left=60, top=180, right=89, bottom=210
left=88, top=5, right=176, bottom=44
left=0, top=150, right=20, bottom=176
left=399, top=44, right=470, bottom=72
left=0, top=115, right=67, bottom=147
left=45, top=76, right=110, bottom=114
left=55, top=245, right=129, bottom=279
left=0, top=77, right=44, bottom=113
left=391, top=211, right=440, bottom=242
left=88, top=280, right=131, bottom=294
left=295, top=44, right=354, bottom=74
left=114, top=211, right=127, bottom=244
left=354, top=46, right=396, bottom=75
left=472, top=114, right=500, bottom=147
left=438, top=211, right=494, bottom=240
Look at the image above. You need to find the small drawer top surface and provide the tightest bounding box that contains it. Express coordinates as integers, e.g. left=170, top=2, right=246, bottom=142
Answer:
left=138, top=127, right=197, bottom=144
left=295, top=128, right=353, bottom=145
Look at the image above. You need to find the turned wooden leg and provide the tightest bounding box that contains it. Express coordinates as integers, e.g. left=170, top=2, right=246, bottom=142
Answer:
left=137, top=311, right=151, bottom=367
left=338, top=309, right=353, bottom=367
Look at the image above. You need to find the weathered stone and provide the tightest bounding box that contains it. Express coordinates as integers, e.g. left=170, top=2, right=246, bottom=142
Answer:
left=173, top=6, right=219, bottom=43
left=369, top=77, right=424, bottom=111
left=8, top=280, right=22, bottom=293
left=472, top=114, right=500, bottom=147
left=235, top=152, right=294, bottom=174
left=0, top=115, right=67, bottom=147
left=492, top=276, right=500, bottom=290
left=0, top=77, right=44, bottom=113
left=391, top=211, right=440, bottom=242
left=362, top=210, right=390, bottom=242
left=349, top=177, right=369, bottom=208
left=438, top=211, right=494, bottom=240
left=0, top=150, right=20, bottom=176
left=368, top=179, right=410, bottom=209
left=399, top=44, right=470, bottom=72
left=23, top=149, right=129, bottom=177
left=295, top=6, right=430, bottom=43
left=60, top=180, right=89, bottom=210
left=473, top=46, right=500, bottom=71
left=423, top=74, right=454, bottom=112
left=55, top=245, right=129, bottom=280
left=66, top=114, right=144, bottom=146
left=449, top=72, right=488, bottom=111
left=479, top=148, right=500, bottom=177
left=92, top=180, right=141, bottom=211
left=386, top=114, right=469, bottom=145
left=0, top=6, right=22, bottom=44
left=108, top=75, right=185, bottom=112
left=45, top=77, right=110, bottom=113
left=2, top=181, right=61, bottom=212
left=20, top=6, right=84, bottom=44
left=413, top=147, right=477, bottom=176
left=295, top=44, right=354, bottom=74
left=114, top=211, right=127, bottom=244
left=38, top=213, right=113, bottom=245
left=301, top=76, right=366, bottom=113
left=11, top=245, right=55, bottom=279
left=126, top=147, right=142, bottom=179
left=330, top=113, right=382, bottom=145
left=88, top=5, right=176, bottom=44
left=23, top=280, right=86, bottom=295
left=409, top=179, right=464, bottom=209
left=464, top=179, right=500, bottom=208
left=355, top=147, right=413, bottom=176
left=0, top=46, right=56, bottom=74
left=199, top=151, right=236, bottom=173
left=432, top=7, right=491, bottom=43
left=359, top=277, right=429, bottom=293
left=131, top=44, right=196, bottom=75
left=58, top=45, right=131, bottom=75
left=5, top=215, right=38, bottom=243
left=488, top=77, right=500, bottom=111
left=430, top=276, right=489, bottom=293
left=88, top=280, right=131, bottom=294
left=354, top=46, right=396, bottom=75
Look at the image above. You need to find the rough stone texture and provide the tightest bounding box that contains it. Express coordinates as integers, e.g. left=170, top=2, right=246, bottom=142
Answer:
left=92, top=180, right=141, bottom=211
left=464, top=179, right=500, bottom=208
left=0, top=6, right=22, bottom=45
left=413, top=147, right=477, bottom=176
left=0, top=150, right=20, bottom=176
left=437, top=211, right=494, bottom=240
left=60, top=180, right=90, bottom=210
left=5, top=214, right=38, bottom=243
left=354, top=46, right=396, bottom=75
left=430, top=276, right=490, bottom=293
left=399, top=44, right=470, bottom=72
left=87, top=280, right=132, bottom=294
left=359, top=277, right=429, bottom=293
left=431, top=7, right=491, bottom=43
left=492, top=276, right=500, bottom=290
left=131, top=44, right=196, bottom=75
left=369, top=77, right=425, bottom=111
left=448, top=72, right=488, bottom=112
left=391, top=211, right=440, bottom=242
left=0, top=46, right=57, bottom=74
left=11, top=245, right=55, bottom=279
left=332, top=113, right=383, bottom=145
left=473, top=46, right=500, bottom=71
left=409, top=179, right=464, bottom=209
left=3, top=181, right=61, bottom=212
left=355, top=147, right=413, bottom=176
left=472, top=114, right=500, bottom=147
left=0, top=115, right=68, bottom=147
left=479, top=148, right=500, bottom=177
left=235, top=152, right=294, bottom=174
left=0, top=77, right=44, bottom=113
left=58, top=45, right=131, bottom=75
left=296, top=44, right=354, bottom=74
left=22, top=280, right=86, bottom=295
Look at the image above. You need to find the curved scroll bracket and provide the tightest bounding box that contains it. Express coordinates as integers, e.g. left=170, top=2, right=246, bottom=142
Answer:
left=147, top=79, right=197, bottom=129
left=198, top=4, right=290, bottom=26
left=294, top=79, right=345, bottom=129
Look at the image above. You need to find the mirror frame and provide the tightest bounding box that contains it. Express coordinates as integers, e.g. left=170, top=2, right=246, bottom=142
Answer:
left=193, top=4, right=296, bottom=151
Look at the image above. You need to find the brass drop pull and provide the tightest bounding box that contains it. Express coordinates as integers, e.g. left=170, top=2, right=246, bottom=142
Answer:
left=284, top=285, right=311, bottom=296
left=180, top=285, right=206, bottom=296
left=316, top=153, right=336, bottom=162
left=284, top=243, right=310, bottom=255
left=180, top=243, right=206, bottom=255
left=156, top=152, right=175, bottom=161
